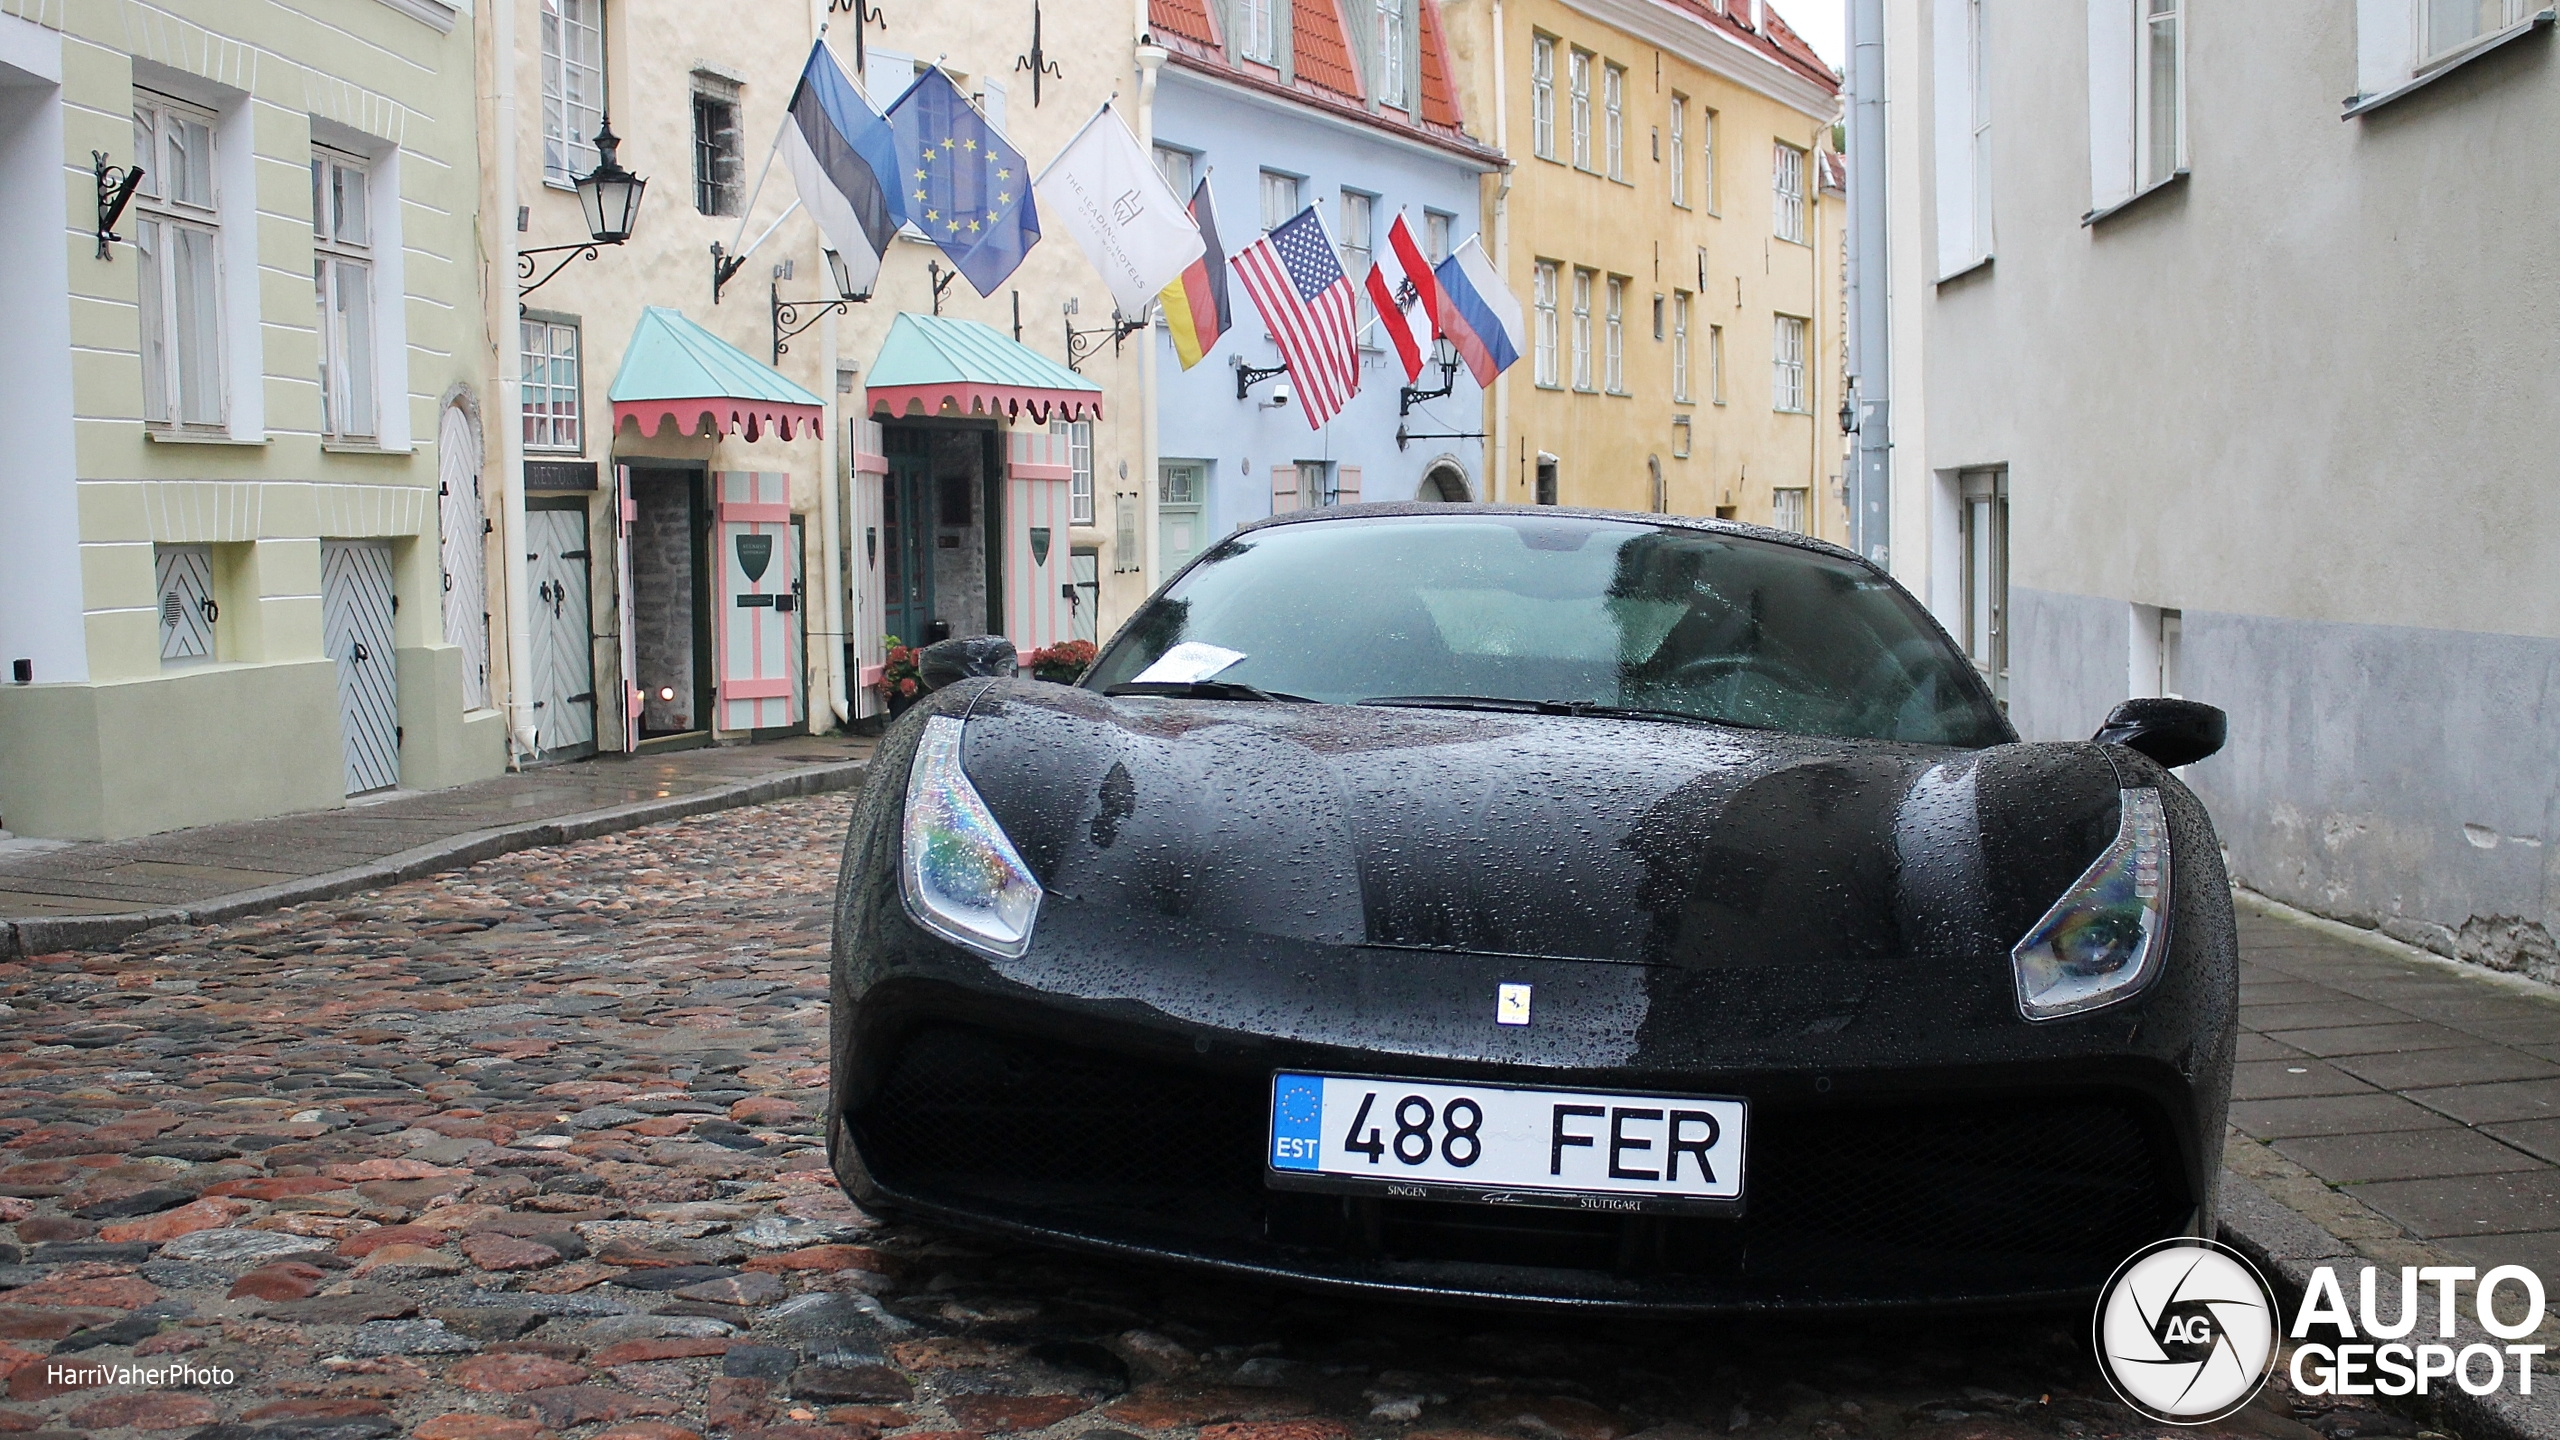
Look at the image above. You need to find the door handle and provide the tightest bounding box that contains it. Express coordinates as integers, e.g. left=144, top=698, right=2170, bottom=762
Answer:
left=350, top=640, right=371, bottom=664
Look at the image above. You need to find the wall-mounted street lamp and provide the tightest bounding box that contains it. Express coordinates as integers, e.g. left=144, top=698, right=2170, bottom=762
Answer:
left=773, top=249, right=871, bottom=363
left=520, top=119, right=647, bottom=305
left=1839, top=382, right=1859, bottom=435
left=1398, top=339, right=1462, bottom=415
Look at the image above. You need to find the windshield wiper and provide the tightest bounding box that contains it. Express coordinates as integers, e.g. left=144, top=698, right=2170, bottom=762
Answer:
left=1105, top=680, right=1318, bottom=702
left=1358, top=695, right=1780, bottom=730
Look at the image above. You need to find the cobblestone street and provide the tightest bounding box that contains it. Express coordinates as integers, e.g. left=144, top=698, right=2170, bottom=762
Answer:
left=0, top=798, right=2352, bottom=1440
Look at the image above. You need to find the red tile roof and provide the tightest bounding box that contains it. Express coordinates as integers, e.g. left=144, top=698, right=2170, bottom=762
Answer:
left=1291, top=0, right=1363, bottom=100
left=1149, top=0, right=1219, bottom=49
left=1664, top=0, right=1842, bottom=96
left=1415, top=0, right=1461, bottom=128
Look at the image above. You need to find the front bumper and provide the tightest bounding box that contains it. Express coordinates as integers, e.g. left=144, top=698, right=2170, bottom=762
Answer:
left=828, top=901, right=2232, bottom=1313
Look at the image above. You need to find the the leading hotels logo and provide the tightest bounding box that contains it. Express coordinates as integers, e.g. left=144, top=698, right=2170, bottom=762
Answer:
left=2093, top=1238, right=2279, bottom=1425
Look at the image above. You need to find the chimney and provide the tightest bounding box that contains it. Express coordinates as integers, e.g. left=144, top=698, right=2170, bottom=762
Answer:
left=1750, top=0, right=1764, bottom=30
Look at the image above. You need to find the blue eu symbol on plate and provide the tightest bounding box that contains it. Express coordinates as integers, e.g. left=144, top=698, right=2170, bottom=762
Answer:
left=1271, top=1075, right=1324, bottom=1170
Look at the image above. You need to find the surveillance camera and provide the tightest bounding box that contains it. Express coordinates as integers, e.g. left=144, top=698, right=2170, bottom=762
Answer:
left=1270, top=382, right=1292, bottom=407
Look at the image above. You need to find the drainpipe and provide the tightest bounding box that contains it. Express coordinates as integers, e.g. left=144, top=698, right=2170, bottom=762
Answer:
left=1136, top=43, right=1167, bottom=589
left=1489, top=0, right=1510, bottom=502
left=491, top=0, right=540, bottom=761
left=819, top=310, right=850, bottom=728
left=1846, top=0, right=1891, bottom=567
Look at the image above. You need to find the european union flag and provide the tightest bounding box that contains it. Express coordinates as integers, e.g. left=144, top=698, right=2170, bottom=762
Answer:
left=886, top=66, right=1040, bottom=296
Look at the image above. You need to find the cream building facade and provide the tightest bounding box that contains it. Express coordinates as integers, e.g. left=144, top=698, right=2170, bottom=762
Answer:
left=0, top=0, right=501, bottom=841
left=1438, top=0, right=1845, bottom=530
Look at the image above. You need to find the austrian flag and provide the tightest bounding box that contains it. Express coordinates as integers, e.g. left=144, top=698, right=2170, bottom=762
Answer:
left=1363, top=212, right=1442, bottom=383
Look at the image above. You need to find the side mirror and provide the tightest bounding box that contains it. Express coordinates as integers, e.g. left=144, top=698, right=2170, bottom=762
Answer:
left=2093, top=697, right=2226, bottom=768
left=918, top=634, right=1020, bottom=691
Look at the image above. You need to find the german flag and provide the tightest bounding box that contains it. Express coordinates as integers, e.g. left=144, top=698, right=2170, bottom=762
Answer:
left=1158, top=178, right=1229, bottom=370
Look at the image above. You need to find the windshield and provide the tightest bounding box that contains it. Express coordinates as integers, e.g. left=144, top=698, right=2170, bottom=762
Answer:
left=1083, top=514, right=2011, bottom=747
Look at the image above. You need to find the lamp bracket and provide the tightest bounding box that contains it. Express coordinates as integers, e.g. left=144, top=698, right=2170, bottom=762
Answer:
left=1397, top=352, right=1462, bottom=416
left=1235, top=359, right=1289, bottom=401
left=1395, top=424, right=1486, bottom=452
left=1064, top=308, right=1146, bottom=372
left=93, top=152, right=144, bottom=260
left=518, top=239, right=614, bottom=310
left=773, top=280, right=865, bottom=363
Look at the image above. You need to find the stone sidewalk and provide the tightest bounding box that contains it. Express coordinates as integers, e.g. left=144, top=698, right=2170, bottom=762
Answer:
left=0, top=736, right=874, bottom=961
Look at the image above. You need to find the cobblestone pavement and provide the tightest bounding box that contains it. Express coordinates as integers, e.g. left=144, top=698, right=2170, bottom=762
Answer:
left=0, top=798, right=2383, bottom=1440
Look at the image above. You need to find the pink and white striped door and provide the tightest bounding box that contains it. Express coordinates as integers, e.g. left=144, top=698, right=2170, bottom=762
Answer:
left=1003, top=430, right=1073, bottom=655
left=714, top=471, right=798, bottom=732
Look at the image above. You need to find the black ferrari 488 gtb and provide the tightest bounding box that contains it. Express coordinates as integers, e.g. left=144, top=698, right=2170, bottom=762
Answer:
left=826, top=504, right=2236, bottom=1312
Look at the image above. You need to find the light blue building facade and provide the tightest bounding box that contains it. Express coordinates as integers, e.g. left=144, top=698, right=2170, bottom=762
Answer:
left=1144, top=0, right=1504, bottom=569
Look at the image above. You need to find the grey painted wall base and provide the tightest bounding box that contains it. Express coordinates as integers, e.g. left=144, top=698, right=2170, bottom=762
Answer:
left=2012, top=587, right=2559, bottom=983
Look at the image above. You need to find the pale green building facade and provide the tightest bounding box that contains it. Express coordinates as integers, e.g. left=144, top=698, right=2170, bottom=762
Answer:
left=0, top=0, right=504, bottom=840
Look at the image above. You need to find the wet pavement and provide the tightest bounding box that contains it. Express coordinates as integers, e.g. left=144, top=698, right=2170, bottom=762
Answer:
left=0, top=797, right=2400, bottom=1440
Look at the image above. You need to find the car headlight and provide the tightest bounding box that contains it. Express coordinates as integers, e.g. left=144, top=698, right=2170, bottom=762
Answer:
left=900, top=716, right=1044, bottom=958
left=2011, top=787, right=2170, bottom=1021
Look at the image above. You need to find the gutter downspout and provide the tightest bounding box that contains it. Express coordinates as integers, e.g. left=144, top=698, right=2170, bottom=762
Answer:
left=1489, top=0, right=1510, bottom=503
left=1846, top=0, right=1891, bottom=568
left=491, top=0, right=539, bottom=761
left=819, top=310, right=850, bottom=728
left=1137, top=43, right=1167, bottom=590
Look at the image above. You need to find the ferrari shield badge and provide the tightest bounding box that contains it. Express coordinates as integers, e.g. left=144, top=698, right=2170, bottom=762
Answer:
left=1497, top=982, right=1532, bottom=1026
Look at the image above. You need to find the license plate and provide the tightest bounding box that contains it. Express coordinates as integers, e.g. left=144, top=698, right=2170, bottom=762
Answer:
left=1267, top=1072, right=1746, bottom=1215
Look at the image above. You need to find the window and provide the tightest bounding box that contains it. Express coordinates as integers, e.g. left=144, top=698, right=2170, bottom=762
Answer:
left=1672, top=290, right=1692, bottom=401
left=312, top=147, right=376, bottom=442
left=1571, top=268, right=1594, bottom=390
left=1773, top=140, right=1807, bottom=242
left=1535, top=456, right=1559, bottom=505
left=1297, top=460, right=1333, bottom=508
left=1671, top=415, right=1691, bottom=458
left=1699, top=106, right=1719, bottom=211
left=1339, top=189, right=1375, bottom=289
left=1708, top=322, right=1726, bottom=403
left=1161, top=462, right=1207, bottom=569
left=1533, top=261, right=1560, bottom=387
left=1603, top=276, right=1626, bottom=393
left=541, top=0, right=604, bottom=183
left=1260, top=169, right=1301, bottom=230
left=1530, top=36, right=1556, bottom=159
left=1153, top=144, right=1194, bottom=198
left=2356, top=0, right=2539, bottom=102
left=2091, top=0, right=2183, bottom=212
left=1055, top=419, right=1094, bottom=525
left=1651, top=293, right=1664, bottom=340
left=1669, top=94, right=1689, bottom=206
left=1569, top=49, right=1593, bottom=170
left=1772, top=314, right=1807, bottom=412
left=1240, top=0, right=1278, bottom=64
left=1772, top=487, right=1809, bottom=535
left=2428, top=0, right=2532, bottom=56
left=2137, top=0, right=2182, bottom=190
left=1376, top=0, right=1409, bottom=109
left=521, top=317, right=582, bottom=451
left=1959, top=468, right=2009, bottom=704
left=1603, top=63, right=1626, bottom=179
left=1113, top=493, right=1140, bottom=572
left=156, top=545, right=215, bottom=667
left=1933, top=0, right=1990, bottom=275
left=133, top=91, right=225, bottom=432
left=692, top=78, right=742, bottom=216
left=1424, top=209, right=1454, bottom=263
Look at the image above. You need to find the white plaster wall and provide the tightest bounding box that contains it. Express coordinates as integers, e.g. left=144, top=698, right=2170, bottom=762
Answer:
left=0, top=13, right=82, bottom=686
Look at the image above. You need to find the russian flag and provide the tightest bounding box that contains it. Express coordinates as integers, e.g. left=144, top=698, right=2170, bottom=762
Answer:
left=780, top=39, right=903, bottom=295
left=1432, top=236, right=1523, bottom=388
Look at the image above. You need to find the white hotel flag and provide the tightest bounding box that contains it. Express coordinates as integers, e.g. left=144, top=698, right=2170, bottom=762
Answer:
left=1033, top=105, right=1206, bottom=318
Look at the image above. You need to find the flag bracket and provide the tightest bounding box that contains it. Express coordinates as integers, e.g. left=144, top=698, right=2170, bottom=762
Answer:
left=1015, top=1, right=1063, bottom=106
left=1235, top=360, right=1289, bottom=401
left=928, top=261, right=960, bottom=314
left=1065, top=309, right=1147, bottom=373
left=1396, top=424, right=1485, bottom=452
left=1397, top=351, right=1463, bottom=416
left=710, top=243, right=747, bottom=305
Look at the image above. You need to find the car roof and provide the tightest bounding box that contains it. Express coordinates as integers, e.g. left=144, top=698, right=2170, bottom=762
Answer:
left=1230, top=502, right=1877, bottom=572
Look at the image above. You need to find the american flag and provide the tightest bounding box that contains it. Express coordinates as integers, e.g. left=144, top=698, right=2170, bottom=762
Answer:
left=1231, top=206, right=1361, bottom=429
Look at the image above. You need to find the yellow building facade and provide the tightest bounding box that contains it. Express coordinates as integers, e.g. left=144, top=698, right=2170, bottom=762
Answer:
left=1438, top=0, right=1846, bottom=533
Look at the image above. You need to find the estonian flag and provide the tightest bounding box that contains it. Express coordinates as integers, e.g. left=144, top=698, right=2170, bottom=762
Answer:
left=781, top=39, right=903, bottom=295
left=1159, top=179, right=1229, bottom=370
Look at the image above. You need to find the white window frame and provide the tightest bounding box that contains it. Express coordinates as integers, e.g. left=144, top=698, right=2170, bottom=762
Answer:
left=1153, top=143, right=1195, bottom=199
left=1603, top=276, right=1626, bottom=394
left=1668, top=94, right=1689, bottom=207
left=541, top=0, right=605, bottom=184
left=1531, top=36, right=1557, bottom=159
left=1699, top=106, right=1719, bottom=213
left=1933, top=0, right=1992, bottom=277
left=1604, top=62, right=1626, bottom=180
left=1708, top=322, right=1726, bottom=404
left=1571, top=267, right=1594, bottom=391
left=1376, top=0, right=1409, bottom=109
left=1772, top=487, right=1810, bottom=535
left=133, top=90, right=227, bottom=435
left=1671, top=290, right=1692, bottom=401
left=1055, top=418, right=1095, bottom=525
left=1772, top=313, right=1807, bottom=413
left=1339, top=189, right=1375, bottom=282
left=1671, top=414, right=1691, bottom=459
left=2086, top=0, right=2185, bottom=218
left=313, top=145, right=377, bottom=444
left=1569, top=49, right=1594, bottom=170
left=2135, top=0, right=2184, bottom=192
left=1260, top=169, right=1302, bottom=231
left=1772, top=140, right=1807, bottom=243
left=1424, top=209, right=1454, bottom=263
left=521, top=316, right=583, bottom=453
left=2351, top=0, right=2542, bottom=112
left=1240, top=0, right=1279, bottom=65
left=1533, top=260, right=1561, bottom=388
left=1960, top=467, right=2009, bottom=703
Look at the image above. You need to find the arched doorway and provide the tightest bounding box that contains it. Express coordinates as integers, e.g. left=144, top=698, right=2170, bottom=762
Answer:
left=1419, top=462, right=1470, bottom=502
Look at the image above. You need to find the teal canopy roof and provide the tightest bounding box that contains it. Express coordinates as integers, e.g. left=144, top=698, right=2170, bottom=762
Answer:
left=608, top=306, right=825, bottom=441
left=867, top=312, right=1104, bottom=424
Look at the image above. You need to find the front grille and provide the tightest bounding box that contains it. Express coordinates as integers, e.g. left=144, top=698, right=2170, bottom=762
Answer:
left=854, top=1024, right=2188, bottom=1304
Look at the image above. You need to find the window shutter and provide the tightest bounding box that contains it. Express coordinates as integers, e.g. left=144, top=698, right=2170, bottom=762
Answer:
left=1932, top=0, right=1978, bottom=275
left=866, top=48, right=915, bottom=108
left=1336, top=465, right=1361, bottom=505
left=2353, top=0, right=2413, bottom=102
left=2085, top=0, right=2135, bottom=215
left=1271, top=464, right=1299, bottom=514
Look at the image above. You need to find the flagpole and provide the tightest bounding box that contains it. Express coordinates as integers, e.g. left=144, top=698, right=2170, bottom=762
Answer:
left=1136, top=45, right=1167, bottom=598
left=723, top=28, right=829, bottom=277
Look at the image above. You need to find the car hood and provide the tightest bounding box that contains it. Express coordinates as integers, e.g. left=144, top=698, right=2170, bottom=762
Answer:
left=955, top=682, right=2126, bottom=969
